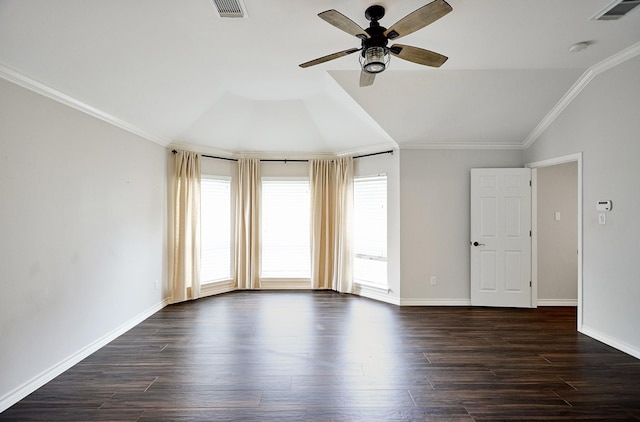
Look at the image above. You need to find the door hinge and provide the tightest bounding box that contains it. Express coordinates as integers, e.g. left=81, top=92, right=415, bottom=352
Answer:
left=529, top=230, right=532, bottom=237
left=530, top=281, right=532, bottom=287
left=529, top=180, right=532, bottom=187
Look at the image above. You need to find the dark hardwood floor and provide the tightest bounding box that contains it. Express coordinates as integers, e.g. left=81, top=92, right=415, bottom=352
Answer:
left=2, top=291, right=640, bottom=421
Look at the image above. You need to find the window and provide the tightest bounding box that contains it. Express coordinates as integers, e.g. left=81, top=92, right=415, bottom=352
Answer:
left=200, top=176, right=232, bottom=283
left=353, top=175, right=387, bottom=286
left=261, top=179, right=311, bottom=279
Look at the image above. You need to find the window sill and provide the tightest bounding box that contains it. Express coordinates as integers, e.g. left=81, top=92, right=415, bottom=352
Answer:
left=355, top=280, right=390, bottom=293
left=202, top=278, right=234, bottom=285
left=200, top=279, right=235, bottom=298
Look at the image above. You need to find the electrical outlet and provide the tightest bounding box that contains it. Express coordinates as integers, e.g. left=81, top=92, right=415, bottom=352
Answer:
left=430, top=276, right=437, bottom=286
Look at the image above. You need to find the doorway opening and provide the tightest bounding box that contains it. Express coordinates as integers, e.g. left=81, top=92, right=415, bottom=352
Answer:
left=527, top=153, right=583, bottom=331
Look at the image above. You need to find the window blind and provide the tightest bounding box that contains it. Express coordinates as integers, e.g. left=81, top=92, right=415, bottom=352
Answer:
left=200, top=176, right=232, bottom=282
left=261, top=179, right=311, bottom=278
left=354, top=175, right=387, bottom=286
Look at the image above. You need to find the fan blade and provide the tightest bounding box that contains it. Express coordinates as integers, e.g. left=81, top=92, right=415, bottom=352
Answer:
left=318, top=10, right=370, bottom=39
left=359, top=71, right=376, bottom=87
left=384, top=0, right=452, bottom=40
left=389, top=44, right=448, bottom=67
left=299, top=48, right=361, bottom=68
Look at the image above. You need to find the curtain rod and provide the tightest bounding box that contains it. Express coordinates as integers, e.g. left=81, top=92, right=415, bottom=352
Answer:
left=172, top=149, right=393, bottom=162
left=352, top=150, right=394, bottom=159
left=202, top=154, right=237, bottom=162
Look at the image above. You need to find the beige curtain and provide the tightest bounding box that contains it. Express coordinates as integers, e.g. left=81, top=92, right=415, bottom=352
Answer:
left=235, top=158, right=261, bottom=289
left=168, top=150, right=201, bottom=303
left=310, top=157, right=354, bottom=293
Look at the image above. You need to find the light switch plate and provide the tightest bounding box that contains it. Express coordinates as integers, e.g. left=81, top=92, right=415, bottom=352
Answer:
left=598, top=213, right=606, bottom=225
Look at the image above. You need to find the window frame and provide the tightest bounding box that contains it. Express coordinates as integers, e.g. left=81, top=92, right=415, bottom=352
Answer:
left=259, top=176, right=312, bottom=286
left=200, top=174, right=233, bottom=285
left=353, top=173, right=388, bottom=289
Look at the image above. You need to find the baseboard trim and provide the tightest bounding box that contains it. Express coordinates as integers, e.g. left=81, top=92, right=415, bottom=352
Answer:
left=537, top=299, right=578, bottom=307
left=580, top=325, right=640, bottom=360
left=0, top=298, right=169, bottom=413
left=399, top=298, right=472, bottom=306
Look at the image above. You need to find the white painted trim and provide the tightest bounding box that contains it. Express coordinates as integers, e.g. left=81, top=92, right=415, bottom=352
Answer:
left=258, top=279, right=313, bottom=289
left=399, top=298, right=472, bottom=306
left=537, top=299, right=578, bottom=307
left=170, top=142, right=240, bottom=160
left=354, top=280, right=390, bottom=292
left=531, top=168, right=539, bottom=309
left=3, top=42, right=639, bottom=155
left=0, top=62, right=170, bottom=147
left=354, top=285, right=401, bottom=306
left=590, top=40, right=640, bottom=75
left=238, top=151, right=336, bottom=161
left=0, top=298, right=169, bottom=413
left=199, top=280, right=236, bottom=298
left=525, top=152, right=583, bottom=169
left=526, top=153, right=583, bottom=332
left=581, top=325, right=640, bottom=360
left=399, top=142, right=524, bottom=150
left=522, top=41, right=640, bottom=148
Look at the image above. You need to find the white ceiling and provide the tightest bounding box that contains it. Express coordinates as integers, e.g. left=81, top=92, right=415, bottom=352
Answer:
left=1, top=0, right=639, bottom=155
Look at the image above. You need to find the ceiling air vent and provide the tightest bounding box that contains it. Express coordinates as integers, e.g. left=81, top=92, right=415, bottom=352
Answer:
left=592, top=0, right=640, bottom=20
left=211, top=0, right=247, bottom=18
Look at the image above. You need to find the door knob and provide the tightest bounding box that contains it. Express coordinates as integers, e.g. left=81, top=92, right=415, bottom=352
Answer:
left=471, top=241, right=485, bottom=247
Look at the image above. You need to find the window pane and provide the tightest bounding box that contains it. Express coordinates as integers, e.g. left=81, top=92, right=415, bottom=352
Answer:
left=261, top=179, right=310, bottom=278
left=353, top=175, right=387, bottom=285
left=354, top=257, right=387, bottom=286
left=201, top=177, right=231, bottom=282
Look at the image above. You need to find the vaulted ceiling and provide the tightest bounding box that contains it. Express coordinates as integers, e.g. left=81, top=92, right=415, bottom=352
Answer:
left=1, top=0, right=639, bottom=155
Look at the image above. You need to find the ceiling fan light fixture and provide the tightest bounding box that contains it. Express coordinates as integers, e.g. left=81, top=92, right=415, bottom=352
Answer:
left=361, top=46, right=389, bottom=74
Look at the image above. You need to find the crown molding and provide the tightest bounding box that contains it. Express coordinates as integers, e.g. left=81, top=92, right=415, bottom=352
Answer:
left=0, top=62, right=170, bottom=147
left=237, top=150, right=337, bottom=160
left=399, top=142, right=525, bottom=150
left=5, top=40, right=639, bottom=154
left=169, top=142, right=240, bottom=159
left=170, top=142, right=338, bottom=161
left=522, top=41, right=640, bottom=149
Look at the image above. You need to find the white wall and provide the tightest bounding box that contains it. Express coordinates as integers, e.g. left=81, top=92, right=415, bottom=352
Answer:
left=524, top=55, right=640, bottom=357
left=0, top=78, right=168, bottom=409
left=354, top=152, right=401, bottom=304
left=399, top=149, right=523, bottom=304
left=536, top=162, right=578, bottom=303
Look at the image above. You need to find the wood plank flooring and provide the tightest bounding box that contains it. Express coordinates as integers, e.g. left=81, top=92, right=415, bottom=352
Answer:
left=2, top=291, right=640, bottom=421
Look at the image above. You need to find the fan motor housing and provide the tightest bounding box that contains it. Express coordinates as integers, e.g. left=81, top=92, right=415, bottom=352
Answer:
left=362, top=22, right=389, bottom=56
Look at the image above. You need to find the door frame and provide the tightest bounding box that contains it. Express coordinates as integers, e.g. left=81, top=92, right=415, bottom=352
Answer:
left=526, top=152, right=583, bottom=331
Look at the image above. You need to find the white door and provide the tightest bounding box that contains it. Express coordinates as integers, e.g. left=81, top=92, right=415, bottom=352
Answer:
left=470, top=168, right=532, bottom=308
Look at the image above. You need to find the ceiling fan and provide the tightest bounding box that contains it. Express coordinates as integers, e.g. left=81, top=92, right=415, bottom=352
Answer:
left=299, top=0, right=452, bottom=87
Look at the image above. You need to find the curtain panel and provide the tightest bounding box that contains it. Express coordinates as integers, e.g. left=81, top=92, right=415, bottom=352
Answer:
left=168, top=150, right=201, bottom=303
left=309, top=157, right=354, bottom=293
left=235, top=158, right=261, bottom=289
